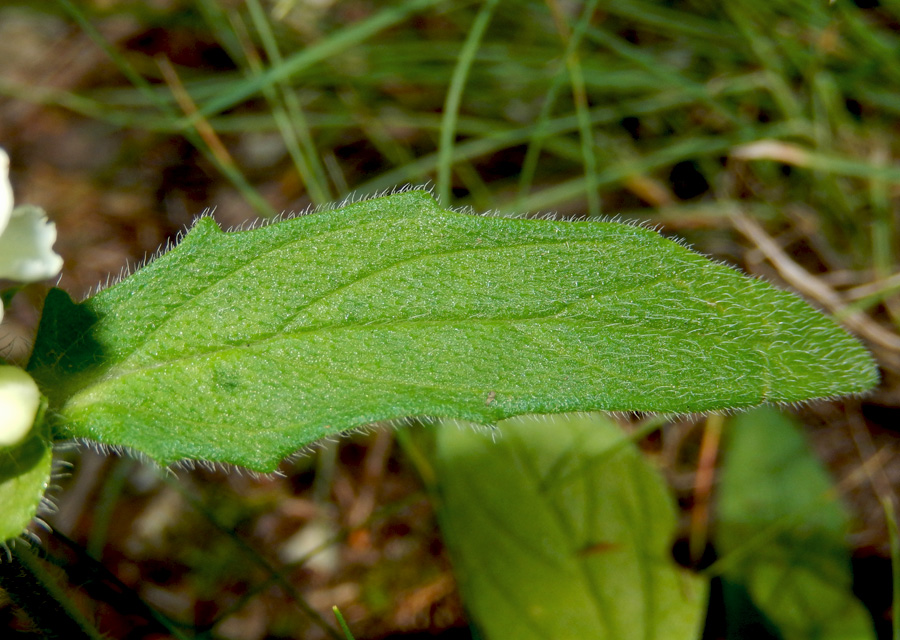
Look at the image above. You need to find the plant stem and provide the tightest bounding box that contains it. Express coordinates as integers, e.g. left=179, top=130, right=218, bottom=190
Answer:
left=0, top=543, right=103, bottom=640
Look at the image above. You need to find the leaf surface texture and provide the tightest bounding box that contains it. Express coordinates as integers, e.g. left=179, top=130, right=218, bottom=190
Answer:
left=29, top=191, right=877, bottom=469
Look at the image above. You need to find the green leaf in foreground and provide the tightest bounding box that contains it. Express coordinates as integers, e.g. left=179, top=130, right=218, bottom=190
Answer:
left=29, top=190, right=877, bottom=470
left=435, top=413, right=708, bottom=640
left=716, top=407, right=875, bottom=640
left=0, top=421, right=52, bottom=542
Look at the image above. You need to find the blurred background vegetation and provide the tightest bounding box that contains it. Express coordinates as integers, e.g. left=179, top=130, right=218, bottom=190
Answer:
left=1, top=0, right=899, bottom=637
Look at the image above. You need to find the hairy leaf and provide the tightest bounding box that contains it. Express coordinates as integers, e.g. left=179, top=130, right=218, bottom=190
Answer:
left=29, top=191, right=876, bottom=469
left=435, top=413, right=708, bottom=639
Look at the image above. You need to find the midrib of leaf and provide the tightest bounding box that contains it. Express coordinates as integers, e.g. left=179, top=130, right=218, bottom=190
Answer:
left=81, top=215, right=663, bottom=375
left=61, top=273, right=862, bottom=417
left=78, top=268, right=756, bottom=406
left=111, top=236, right=626, bottom=369
left=67, top=314, right=626, bottom=412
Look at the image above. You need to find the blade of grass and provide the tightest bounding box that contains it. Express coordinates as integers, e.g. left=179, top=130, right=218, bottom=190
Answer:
left=337, top=87, right=419, bottom=172
left=163, top=474, right=346, bottom=640
left=450, top=157, right=494, bottom=210
left=437, top=0, right=501, bottom=205
left=604, top=0, right=735, bottom=41
left=359, top=105, right=780, bottom=202
left=585, top=24, right=741, bottom=128
left=333, top=606, right=357, bottom=640
left=272, top=69, right=774, bottom=194
left=156, top=56, right=277, bottom=217
left=514, top=133, right=741, bottom=212
left=196, top=0, right=334, bottom=204
left=866, top=145, right=895, bottom=281
left=731, top=140, right=900, bottom=183
left=514, top=0, right=610, bottom=215
left=54, top=0, right=164, bottom=111
left=549, top=0, right=603, bottom=216
left=835, top=0, right=900, bottom=88
left=195, top=0, right=245, bottom=62
left=722, top=2, right=803, bottom=121
left=56, top=0, right=275, bottom=217
left=513, top=6, right=571, bottom=209
left=360, top=97, right=671, bottom=195
left=192, top=0, right=450, bottom=122
left=244, top=0, right=334, bottom=204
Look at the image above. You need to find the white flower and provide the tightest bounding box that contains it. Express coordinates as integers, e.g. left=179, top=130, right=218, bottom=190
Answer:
left=0, top=147, right=63, bottom=446
left=0, top=366, right=40, bottom=446
left=0, top=149, right=63, bottom=284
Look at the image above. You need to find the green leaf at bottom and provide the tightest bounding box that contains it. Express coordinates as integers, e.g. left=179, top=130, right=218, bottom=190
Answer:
left=0, top=426, right=52, bottom=543
left=435, top=413, right=708, bottom=640
left=716, top=407, right=875, bottom=640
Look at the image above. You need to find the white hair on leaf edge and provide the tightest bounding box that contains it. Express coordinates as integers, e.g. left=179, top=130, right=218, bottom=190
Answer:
left=85, top=183, right=691, bottom=296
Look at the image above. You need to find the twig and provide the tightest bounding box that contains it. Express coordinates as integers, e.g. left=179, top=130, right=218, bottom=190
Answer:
left=689, top=413, right=724, bottom=564
left=156, top=56, right=236, bottom=171
left=730, top=212, right=900, bottom=355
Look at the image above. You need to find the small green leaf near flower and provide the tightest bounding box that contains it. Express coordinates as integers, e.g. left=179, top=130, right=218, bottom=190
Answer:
left=0, top=402, right=51, bottom=543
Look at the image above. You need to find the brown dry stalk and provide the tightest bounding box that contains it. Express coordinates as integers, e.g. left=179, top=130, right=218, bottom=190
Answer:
left=730, top=212, right=900, bottom=359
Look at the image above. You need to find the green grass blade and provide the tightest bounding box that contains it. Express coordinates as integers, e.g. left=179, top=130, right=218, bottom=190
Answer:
left=245, top=0, right=334, bottom=204
left=437, top=0, right=501, bottom=205
left=559, top=0, right=603, bottom=217
left=56, top=0, right=275, bottom=217
left=193, top=0, right=449, bottom=121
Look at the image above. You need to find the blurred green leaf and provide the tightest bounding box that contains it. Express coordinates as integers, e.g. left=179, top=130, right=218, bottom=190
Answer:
left=0, top=421, right=51, bottom=543
left=28, top=191, right=875, bottom=471
left=716, top=407, right=875, bottom=640
left=434, top=413, right=707, bottom=640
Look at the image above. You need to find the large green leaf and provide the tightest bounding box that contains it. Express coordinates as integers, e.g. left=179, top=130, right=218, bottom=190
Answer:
left=716, top=407, right=875, bottom=639
left=29, top=191, right=876, bottom=470
left=435, top=413, right=708, bottom=639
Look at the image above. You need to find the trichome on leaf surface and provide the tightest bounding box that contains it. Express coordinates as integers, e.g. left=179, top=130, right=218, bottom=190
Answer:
left=26, top=189, right=876, bottom=471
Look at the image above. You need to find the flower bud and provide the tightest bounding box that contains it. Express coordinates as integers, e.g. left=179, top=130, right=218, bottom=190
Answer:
left=0, top=365, right=40, bottom=447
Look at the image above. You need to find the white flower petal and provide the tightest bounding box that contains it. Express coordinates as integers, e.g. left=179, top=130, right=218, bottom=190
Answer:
left=0, top=366, right=40, bottom=447
left=0, top=148, right=12, bottom=237
left=0, top=205, right=64, bottom=281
